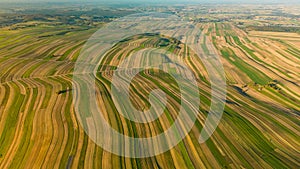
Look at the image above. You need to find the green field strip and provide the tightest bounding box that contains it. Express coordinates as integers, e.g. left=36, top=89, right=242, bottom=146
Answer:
left=215, top=126, right=253, bottom=168
left=211, top=36, right=218, bottom=49
left=215, top=23, right=221, bottom=36
left=255, top=96, right=300, bottom=129
left=13, top=85, right=41, bottom=169
left=50, top=76, right=80, bottom=169
left=283, top=86, right=300, bottom=101
left=252, top=49, right=293, bottom=79
left=40, top=43, right=66, bottom=60
left=0, top=59, right=28, bottom=83
left=8, top=86, right=38, bottom=169
left=232, top=36, right=264, bottom=63
left=78, top=134, right=89, bottom=169
left=1, top=35, right=32, bottom=50
left=224, top=95, right=299, bottom=168
left=227, top=91, right=299, bottom=141
left=46, top=61, right=67, bottom=76
left=175, top=141, right=196, bottom=169
left=220, top=47, right=271, bottom=84
left=7, top=39, right=50, bottom=58
left=97, top=73, right=128, bottom=169
left=5, top=36, right=37, bottom=51
left=92, top=147, right=103, bottom=169
left=37, top=81, right=62, bottom=169
left=99, top=45, right=123, bottom=67
left=33, top=78, right=53, bottom=109
left=201, top=36, right=209, bottom=55
left=285, top=48, right=300, bottom=59
left=139, top=72, right=181, bottom=104
left=71, top=48, right=82, bottom=62
left=183, top=129, right=211, bottom=168
left=97, top=62, right=189, bottom=166
left=275, top=86, right=300, bottom=106
left=0, top=82, right=25, bottom=159
left=49, top=77, right=74, bottom=168
left=223, top=106, right=288, bottom=168
left=95, top=75, right=126, bottom=134
left=22, top=60, right=47, bottom=78
left=0, top=84, right=10, bottom=110
left=0, top=57, right=9, bottom=64
left=133, top=73, right=204, bottom=168
left=6, top=35, right=50, bottom=52
left=262, top=88, right=300, bottom=110
left=251, top=42, right=267, bottom=53
left=205, top=137, right=229, bottom=168
left=58, top=42, right=85, bottom=61
left=224, top=36, right=234, bottom=46
left=273, top=39, right=300, bottom=59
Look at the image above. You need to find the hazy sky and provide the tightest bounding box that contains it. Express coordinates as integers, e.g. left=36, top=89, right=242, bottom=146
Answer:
left=0, top=0, right=299, bottom=3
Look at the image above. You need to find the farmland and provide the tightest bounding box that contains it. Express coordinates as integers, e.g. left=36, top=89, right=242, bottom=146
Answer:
left=0, top=3, right=299, bottom=169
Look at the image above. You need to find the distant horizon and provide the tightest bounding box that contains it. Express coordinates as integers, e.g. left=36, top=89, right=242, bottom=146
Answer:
left=0, top=0, right=300, bottom=5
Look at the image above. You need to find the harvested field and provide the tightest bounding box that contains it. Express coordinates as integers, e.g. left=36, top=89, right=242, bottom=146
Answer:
left=0, top=17, right=299, bottom=169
